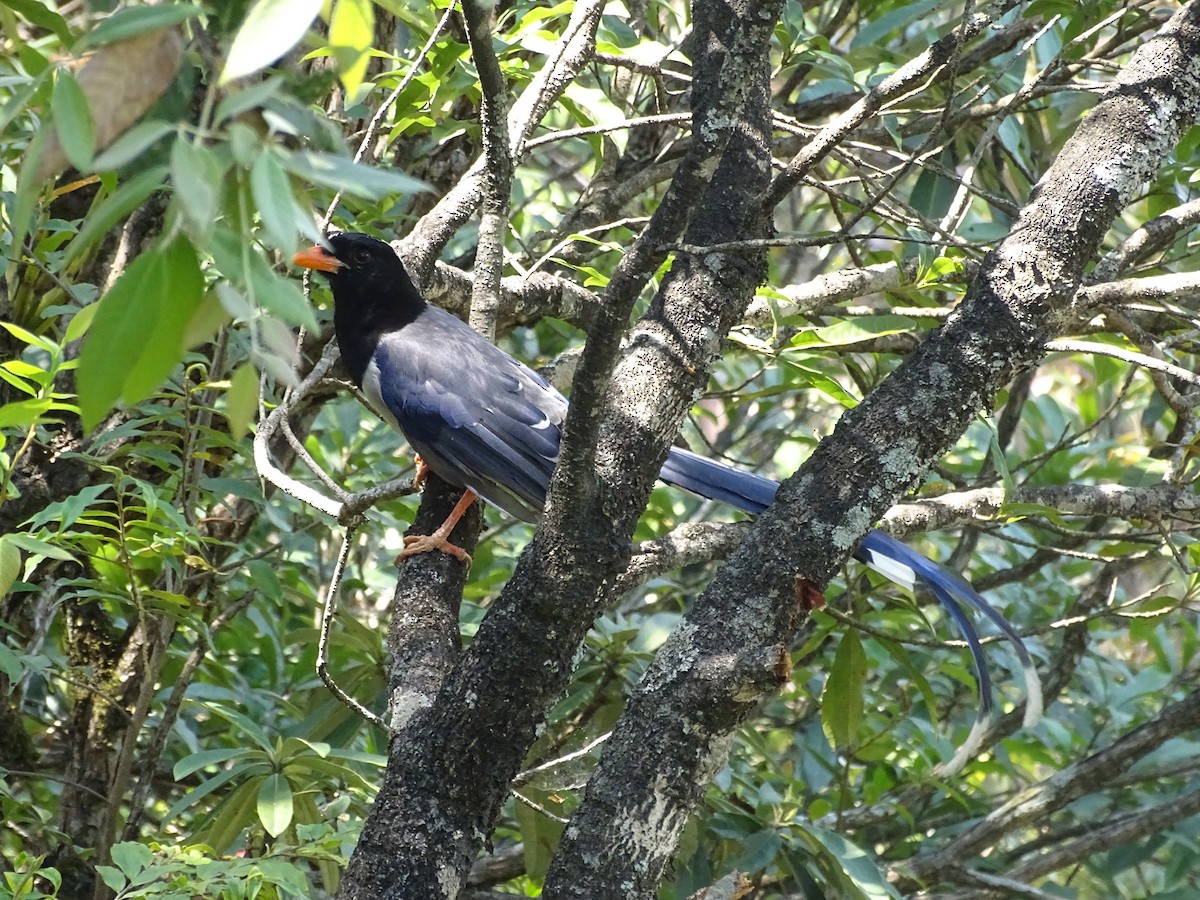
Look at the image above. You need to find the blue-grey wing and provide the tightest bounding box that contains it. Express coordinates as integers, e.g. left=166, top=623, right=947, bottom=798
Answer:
left=362, top=307, right=566, bottom=521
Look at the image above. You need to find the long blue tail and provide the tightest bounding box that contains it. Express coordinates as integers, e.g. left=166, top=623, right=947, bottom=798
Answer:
left=659, top=445, right=1041, bottom=766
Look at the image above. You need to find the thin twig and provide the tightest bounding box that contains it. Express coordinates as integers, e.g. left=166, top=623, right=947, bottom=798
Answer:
left=514, top=731, right=612, bottom=787
left=317, top=521, right=391, bottom=732
left=462, top=0, right=513, bottom=342
left=1045, top=338, right=1200, bottom=386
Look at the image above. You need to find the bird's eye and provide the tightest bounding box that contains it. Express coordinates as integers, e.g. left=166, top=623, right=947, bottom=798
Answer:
left=352, top=248, right=371, bottom=266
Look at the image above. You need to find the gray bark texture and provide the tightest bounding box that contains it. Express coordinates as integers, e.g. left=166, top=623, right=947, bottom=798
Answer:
left=337, top=2, right=1200, bottom=898
left=545, top=4, right=1200, bottom=898
left=337, top=0, right=781, bottom=895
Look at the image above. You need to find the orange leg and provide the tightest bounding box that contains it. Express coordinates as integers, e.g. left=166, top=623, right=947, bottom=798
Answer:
left=412, top=454, right=429, bottom=489
left=398, top=489, right=477, bottom=564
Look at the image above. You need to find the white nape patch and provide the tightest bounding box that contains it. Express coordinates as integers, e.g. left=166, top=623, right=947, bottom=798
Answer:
left=362, top=359, right=403, bottom=432
left=862, top=549, right=916, bottom=591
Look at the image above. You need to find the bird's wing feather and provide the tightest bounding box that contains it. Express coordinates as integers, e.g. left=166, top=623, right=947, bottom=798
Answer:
left=363, top=307, right=567, bottom=521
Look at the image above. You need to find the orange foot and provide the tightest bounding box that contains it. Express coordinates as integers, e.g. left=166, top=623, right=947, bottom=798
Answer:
left=395, top=489, right=477, bottom=566
left=398, top=532, right=472, bottom=564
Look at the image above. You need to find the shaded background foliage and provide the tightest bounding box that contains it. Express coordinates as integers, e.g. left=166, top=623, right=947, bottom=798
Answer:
left=1, top=0, right=1198, bottom=897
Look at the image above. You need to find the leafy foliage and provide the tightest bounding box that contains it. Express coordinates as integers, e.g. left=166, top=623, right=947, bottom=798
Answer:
left=1, top=0, right=1198, bottom=898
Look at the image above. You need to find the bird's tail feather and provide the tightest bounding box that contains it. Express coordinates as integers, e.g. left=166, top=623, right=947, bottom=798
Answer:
left=659, top=446, right=1042, bottom=759
left=659, top=446, right=777, bottom=514
left=858, top=531, right=1043, bottom=731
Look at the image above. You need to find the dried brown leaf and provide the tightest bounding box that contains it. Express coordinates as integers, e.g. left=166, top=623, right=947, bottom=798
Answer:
left=36, top=26, right=185, bottom=182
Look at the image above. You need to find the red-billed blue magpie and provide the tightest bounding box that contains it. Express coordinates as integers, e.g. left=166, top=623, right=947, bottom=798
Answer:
left=294, top=231, right=1041, bottom=762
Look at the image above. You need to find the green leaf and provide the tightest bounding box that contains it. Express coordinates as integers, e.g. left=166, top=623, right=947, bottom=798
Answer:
left=214, top=77, right=285, bottom=125
left=0, top=397, right=53, bottom=428
left=791, top=315, right=914, bottom=349
left=76, top=236, right=205, bottom=431
left=257, top=772, right=294, bottom=837
left=51, top=69, right=94, bottom=171
left=4, top=533, right=76, bottom=563
left=109, top=842, right=153, bottom=879
left=209, top=227, right=317, bottom=330
left=0, top=535, right=21, bottom=598
left=0, top=321, right=57, bottom=353
left=203, top=778, right=263, bottom=853
left=80, top=6, right=202, bottom=50
left=514, top=787, right=567, bottom=885
left=281, top=150, right=429, bottom=199
left=90, top=120, right=174, bottom=172
left=161, top=761, right=264, bottom=829
left=221, top=0, right=324, bottom=84
left=96, top=865, right=127, bottom=893
left=821, top=630, right=866, bottom=751
left=10, top=118, right=49, bottom=269
left=7, top=0, right=73, bottom=45
left=792, top=822, right=902, bottom=899
left=173, top=747, right=251, bottom=780
left=200, top=701, right=275, bottom=753
left=987, top=421, right=1016, bottom=496
left=329, top=0, right=375, bottom=98
left=64, top=301, right=100, bottom=344
left=224, top=362, right=259, bottom=440
left=780, top=356, right=860, bottom=408
left=171, top=139, right=223, bottom=233
left=999, top=501, right=1068, bottom=527
left=250, top=150, right=318, bottom=255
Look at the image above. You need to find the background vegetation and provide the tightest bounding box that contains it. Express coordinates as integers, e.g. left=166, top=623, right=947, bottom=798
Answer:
left=1, top=0, right=1198, bottom=897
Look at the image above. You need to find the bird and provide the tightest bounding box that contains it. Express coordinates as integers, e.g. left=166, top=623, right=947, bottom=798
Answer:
left=294, top=230, right=1042, bottom=766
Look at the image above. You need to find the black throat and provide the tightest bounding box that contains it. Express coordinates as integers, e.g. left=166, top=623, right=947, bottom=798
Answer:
left=322, top=237, right=427, bottom=387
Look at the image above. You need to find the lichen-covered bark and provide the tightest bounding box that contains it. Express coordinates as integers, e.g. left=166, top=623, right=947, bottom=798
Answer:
left=540, top=4, right=1200, bottom=896
left=383, top=473, right=480, bottom=731
left=335, top=1, right=782, bottom=896
left=543, top=0, right=777, bottom=887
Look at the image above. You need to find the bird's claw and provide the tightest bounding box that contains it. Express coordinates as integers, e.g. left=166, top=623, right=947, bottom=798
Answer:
left=397, top=533, right=472, bottom=565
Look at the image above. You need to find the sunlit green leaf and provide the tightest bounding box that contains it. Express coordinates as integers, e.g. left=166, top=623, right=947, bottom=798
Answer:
left=281, top=150, right=429, bottom=199
left=0, top=397, right=53, bottom=428
left=791, top=315, right=914, bottom=349
left=76, top=236, right=204, bottom=431
left=329, top=0, right=375, bottom=99
left=222, top=0, right=324, bottom=84
left=80, top=6, right=201, bottom=49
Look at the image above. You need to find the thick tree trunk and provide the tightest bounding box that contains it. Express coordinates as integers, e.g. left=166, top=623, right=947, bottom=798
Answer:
left=336, top=0, right=783, bottom=896
left=545, top=4, right=1200, bottom=896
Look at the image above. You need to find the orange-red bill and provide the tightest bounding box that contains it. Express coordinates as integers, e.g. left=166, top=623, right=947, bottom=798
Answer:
left=293, top=245, right=343, bottom=273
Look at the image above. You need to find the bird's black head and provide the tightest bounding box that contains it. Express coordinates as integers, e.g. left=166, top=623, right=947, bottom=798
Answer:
left=294, top=232, right=424, bottom=314
left=293, top=231, right=427, bottom=385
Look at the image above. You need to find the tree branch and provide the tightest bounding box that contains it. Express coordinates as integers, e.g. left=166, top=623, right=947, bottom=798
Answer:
left=545, top=4, right=1200, bottom=896
left=460, top=0, right=512, bottom=343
